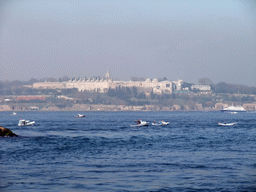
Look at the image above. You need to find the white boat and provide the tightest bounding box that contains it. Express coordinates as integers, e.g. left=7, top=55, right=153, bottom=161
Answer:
left=218, top=122, right=237, bottom=126
left=152, top=121, right=169, bottom=126
left=221, top=104, right=246, bottom=112
left=130, top=120, right=148, bottom=127
left=18, top=119, right=35, bottom=126
left=11, top=112, right=17, bottom=115
left=75, top=114, right=86, bottom=118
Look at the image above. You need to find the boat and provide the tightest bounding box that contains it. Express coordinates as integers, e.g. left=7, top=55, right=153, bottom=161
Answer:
left=218, top=122, right=237, bottom=126
left=221, top=104, right=246, bottom=112
left=75, top=114, right=86, bottom=118
left=130, top=119, right=149, bottom=127
left=18, top=119, right=35, bottom=126
left=11, top=112, right=17, bottom=115
left=152, top=120, right=169, bottom=126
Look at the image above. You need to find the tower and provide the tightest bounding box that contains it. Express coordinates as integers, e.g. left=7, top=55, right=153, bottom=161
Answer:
left=106, top=70, right=110, bottom=81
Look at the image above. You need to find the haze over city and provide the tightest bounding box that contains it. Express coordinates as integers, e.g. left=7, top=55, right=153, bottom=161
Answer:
left=0, top=0, right=255, bottom=86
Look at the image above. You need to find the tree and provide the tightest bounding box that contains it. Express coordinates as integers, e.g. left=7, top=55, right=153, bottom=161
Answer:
left=158, top=77, right=168, bottom=82
left=182, top=82, right=194, bottom=90
left=28, top=78, right=39, bottom=84
left=130, top=77, right=145, bottom=81
left=198, top=78, right=213, bottom=85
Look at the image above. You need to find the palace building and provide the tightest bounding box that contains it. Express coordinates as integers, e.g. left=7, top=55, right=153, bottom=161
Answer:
left=32, top=72, right=191, bottom=95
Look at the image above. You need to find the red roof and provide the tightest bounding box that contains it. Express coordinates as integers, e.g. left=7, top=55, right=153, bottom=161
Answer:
left=16, top=96, right=46, bottom=101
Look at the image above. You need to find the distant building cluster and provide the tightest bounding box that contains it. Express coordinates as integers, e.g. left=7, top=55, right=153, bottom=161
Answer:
left=32, top=72, right=211, bottom=94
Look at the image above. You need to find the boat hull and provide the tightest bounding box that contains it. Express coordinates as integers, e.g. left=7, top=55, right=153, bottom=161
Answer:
left=130, top=124, right=148, bottom=127
left=218, top=122, right=237, bottom=126
left=130, top=121, right=148, bottom=127
left=18, top=120, right=35, bottom=126
left=221, top=110, right=246, bottom=113
left=18, top=123, right=35, bottom=126
left=221, top=105, right=246, bottom=112
left=25, top=122, right=35, bottom=126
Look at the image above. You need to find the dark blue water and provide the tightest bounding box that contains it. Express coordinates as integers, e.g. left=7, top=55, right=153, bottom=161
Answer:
left=1, top=111, right=256, bottom=192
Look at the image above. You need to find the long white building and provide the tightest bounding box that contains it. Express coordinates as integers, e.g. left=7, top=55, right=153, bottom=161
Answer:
left=33, top=72, right=177, bottom=94
left=33, top=74, right=211, bottom=95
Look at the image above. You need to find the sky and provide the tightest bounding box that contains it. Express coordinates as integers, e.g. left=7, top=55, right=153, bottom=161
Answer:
left=0, top=0, right=256, bottom=86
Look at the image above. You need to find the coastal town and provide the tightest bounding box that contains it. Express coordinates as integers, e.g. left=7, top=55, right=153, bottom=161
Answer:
left=0, top=72, right=256, bottom=112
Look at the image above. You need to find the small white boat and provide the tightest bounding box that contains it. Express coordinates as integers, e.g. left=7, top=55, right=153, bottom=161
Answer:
left=152, top=121, right=169, bottom=126
left=11, top=112, right=17, bottom=115
left=130, top=119, right=148, bottom=127
left=18, top=119, right=35, bottom=126
left=75, top=114, right=86, bottom=118
left=218, top=122, right=237, bottom=126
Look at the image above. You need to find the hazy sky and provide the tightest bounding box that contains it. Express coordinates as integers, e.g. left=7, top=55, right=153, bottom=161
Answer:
left=0, top=0, right=256, bottom=86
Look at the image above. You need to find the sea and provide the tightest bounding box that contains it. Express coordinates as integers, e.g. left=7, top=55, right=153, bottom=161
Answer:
left=0, top=111, right=256, bottom=192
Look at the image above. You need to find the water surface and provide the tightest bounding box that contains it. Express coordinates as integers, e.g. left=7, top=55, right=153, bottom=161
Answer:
left=1, top=111, right=256, bottom=191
